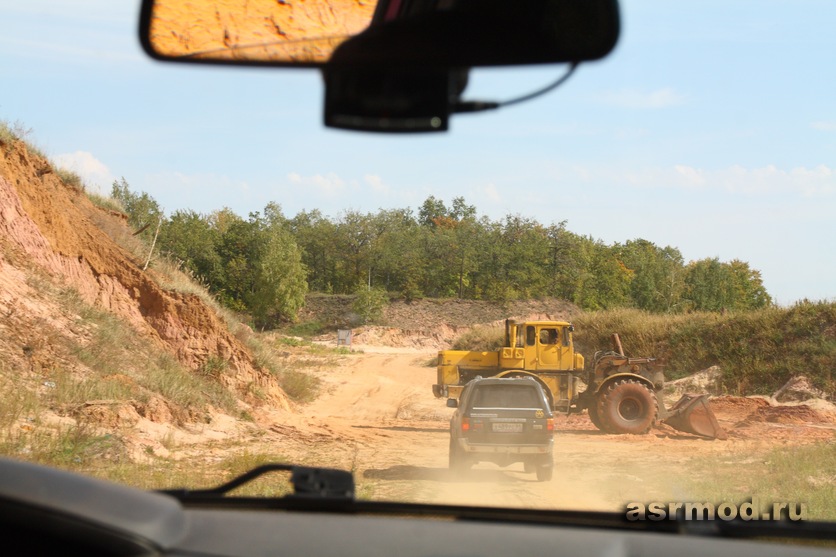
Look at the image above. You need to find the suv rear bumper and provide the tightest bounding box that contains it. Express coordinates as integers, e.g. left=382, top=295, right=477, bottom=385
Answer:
left=457, top=439, right=553, bottom=455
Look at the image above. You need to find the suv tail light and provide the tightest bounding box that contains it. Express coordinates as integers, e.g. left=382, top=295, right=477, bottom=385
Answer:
left=461, top=417, right=484, bottom=432
left=547, top=418, right=554, bottom=432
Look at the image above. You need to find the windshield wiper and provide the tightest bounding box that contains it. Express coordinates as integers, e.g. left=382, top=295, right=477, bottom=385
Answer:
left=159, top=464, right=355, bottom=501
left=158, top=464, right=836, bottom=543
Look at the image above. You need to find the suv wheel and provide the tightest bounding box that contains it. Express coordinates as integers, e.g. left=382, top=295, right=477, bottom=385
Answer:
left=448, top=437, right=470, bottom=473
left=535, top=454, right=554, bottom=482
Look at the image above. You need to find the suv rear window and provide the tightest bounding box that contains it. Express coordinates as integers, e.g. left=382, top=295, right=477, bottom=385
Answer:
left=471, top=385, right=543, bottom=409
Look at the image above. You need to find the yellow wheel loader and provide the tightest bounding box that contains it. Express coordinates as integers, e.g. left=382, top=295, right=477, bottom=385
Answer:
left=433, top=320, right=726, bottom=439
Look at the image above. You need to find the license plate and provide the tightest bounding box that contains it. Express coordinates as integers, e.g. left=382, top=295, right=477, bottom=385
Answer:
left=492, top=422, right=523, bottom=433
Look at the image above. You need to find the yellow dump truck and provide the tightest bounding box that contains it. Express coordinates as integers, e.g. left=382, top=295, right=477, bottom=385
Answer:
left=433, top=319, right=725, bottom=439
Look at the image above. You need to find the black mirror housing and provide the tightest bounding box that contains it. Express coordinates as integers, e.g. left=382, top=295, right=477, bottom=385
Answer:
left=139, top=0, right=619, bottom=69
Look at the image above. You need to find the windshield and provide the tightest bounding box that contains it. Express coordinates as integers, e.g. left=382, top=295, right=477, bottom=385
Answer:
left=0, top=0, right=833, bottom=527
left=471, top=384, right=545, bottom=410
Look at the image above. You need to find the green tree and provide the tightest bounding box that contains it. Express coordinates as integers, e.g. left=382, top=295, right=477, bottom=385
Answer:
left=683, top=257, right=770, bottom=311
left=352, top=283, right=389, bottom=324
left=210, top=206, right=308, bottom=325
left=110, top=177, right=163, bottom=238
left=575, top=241, right=632, bottom=310
left=418, top=195, right=448, bottom=227
left=289, top=209, right=342, bottom=293
left=158, top=209, right=223, bottom=287
left=728, top=259, right=772, bottom=309
left=247, top=227, right=308, bottom=328
left=617, top=239, right=685, bottom=312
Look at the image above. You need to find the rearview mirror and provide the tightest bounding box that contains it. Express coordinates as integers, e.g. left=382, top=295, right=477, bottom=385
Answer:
left=139, top=0, right=619, bottom=68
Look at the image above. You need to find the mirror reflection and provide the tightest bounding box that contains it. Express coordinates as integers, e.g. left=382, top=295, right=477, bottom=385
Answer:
left=146, top=0, right=377, bottom=64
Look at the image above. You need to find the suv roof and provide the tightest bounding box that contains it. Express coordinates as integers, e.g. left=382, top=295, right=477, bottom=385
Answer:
left=463, top=377, right=542, bottom=387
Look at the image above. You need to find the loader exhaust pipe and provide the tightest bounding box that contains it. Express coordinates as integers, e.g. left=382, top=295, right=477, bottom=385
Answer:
left=611, top=333, right=625, bottom=357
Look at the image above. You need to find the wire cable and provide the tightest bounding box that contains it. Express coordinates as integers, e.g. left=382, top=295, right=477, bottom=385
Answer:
left=451, top=62, right=579, bottom=113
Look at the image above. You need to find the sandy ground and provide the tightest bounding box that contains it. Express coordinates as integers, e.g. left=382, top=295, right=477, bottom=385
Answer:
left=243, top=347, right=836, bottom=511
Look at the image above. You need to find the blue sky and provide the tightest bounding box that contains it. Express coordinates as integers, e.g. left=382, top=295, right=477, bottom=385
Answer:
left=1, top=1, right=834, bottom=304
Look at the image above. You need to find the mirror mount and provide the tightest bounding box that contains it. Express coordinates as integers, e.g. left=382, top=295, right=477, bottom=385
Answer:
left=323, top=67, right=469, bottom=133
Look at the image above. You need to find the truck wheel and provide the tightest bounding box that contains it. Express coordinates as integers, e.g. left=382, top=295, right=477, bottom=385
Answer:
left=535, top=454, right=554, bottom=482
left=596, top=379, right=657, bottom=435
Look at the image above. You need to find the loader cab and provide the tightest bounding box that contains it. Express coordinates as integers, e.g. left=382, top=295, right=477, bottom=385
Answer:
left=520, top=321, right=575, bottom=371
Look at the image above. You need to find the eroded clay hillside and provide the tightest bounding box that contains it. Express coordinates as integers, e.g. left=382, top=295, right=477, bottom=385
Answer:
left=0, top=135, right=292, bottom=458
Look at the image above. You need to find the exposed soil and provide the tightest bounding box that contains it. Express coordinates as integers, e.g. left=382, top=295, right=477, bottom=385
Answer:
left=149, top=0, right=376, bottom=63
left=0, top=137, right=833, bottom=513
left=0, top=139, right=289, bottom=410
left=239, top=347, right=835, bottom=510
left=303, top=293, right=579, bottom=330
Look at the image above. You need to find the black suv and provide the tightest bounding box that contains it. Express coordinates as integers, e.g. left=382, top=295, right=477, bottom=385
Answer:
left=448, top=377, right=554, bottom=481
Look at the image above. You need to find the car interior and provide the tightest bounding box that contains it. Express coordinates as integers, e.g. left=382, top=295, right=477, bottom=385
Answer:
left=1, top=0, right=834, bottom=556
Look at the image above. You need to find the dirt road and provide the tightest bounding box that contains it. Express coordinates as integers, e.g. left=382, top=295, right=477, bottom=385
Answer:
left=268, top=346, right=835, bottom=511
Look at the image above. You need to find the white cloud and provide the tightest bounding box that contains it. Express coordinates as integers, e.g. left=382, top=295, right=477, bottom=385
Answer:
left=598, top=87, right=685, bottom=109
left=811, top=120, right=836, bottom=131
left=651, top=164, right=835, bottom=197
left=714, top=164, right=834, bottom=197
left=286, top=172, right=347, bottom=198
left=543, top=162, right=835, bottom=199
left=52, top=151, right=115, bottom=194
left=167, top=172, right=250, bottom=193
left=287, top=172, right=396, bottom=199
left=482, top=183, right=502, bottom=203
left=364, top=174, right=388, bottom=194
left=138, top=171, right=252, bottom=214
left=673, top=164, right=706, bottom=187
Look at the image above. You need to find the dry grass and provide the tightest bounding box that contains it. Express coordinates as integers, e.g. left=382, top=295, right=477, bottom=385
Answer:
left=86, top=191, right=125, bottom=214
left=0, top=369, right=39, bottom=431
left=0, top=119, right=47, bottom=158
left=574, top=303, right=836, bottom=396
left=55, top=168, right=83, bottom=189
left=687, top=441, right=836, bottom=521
left=450, top=325, right=504, bottom=351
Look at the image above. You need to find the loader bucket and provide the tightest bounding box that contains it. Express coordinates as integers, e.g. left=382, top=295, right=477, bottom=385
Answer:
left=662, top=394, right=727, bottom=440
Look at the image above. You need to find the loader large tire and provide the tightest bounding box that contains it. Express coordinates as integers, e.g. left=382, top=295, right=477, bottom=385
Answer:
left=597, top=379, right=657, bottom=435
left=587, top=404, right=607, bottom=432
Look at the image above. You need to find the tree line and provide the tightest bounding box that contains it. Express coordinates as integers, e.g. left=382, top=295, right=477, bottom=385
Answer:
left=110, top=179, right=771, bottom=328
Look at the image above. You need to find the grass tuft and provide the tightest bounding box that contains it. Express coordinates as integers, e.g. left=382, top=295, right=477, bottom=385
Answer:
left=56, top=168, right=84, bottom=189
left=450, top=326, right=504, bottom=351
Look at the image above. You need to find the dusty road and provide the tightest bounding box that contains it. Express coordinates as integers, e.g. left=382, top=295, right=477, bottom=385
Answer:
left=266, top=346, right=835, bottom=511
